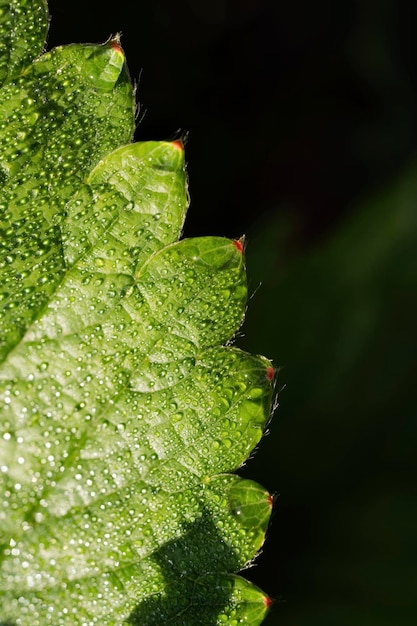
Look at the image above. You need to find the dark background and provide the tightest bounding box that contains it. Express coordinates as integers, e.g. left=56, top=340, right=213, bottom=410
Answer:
left=47, top=1, right=417, bottom=624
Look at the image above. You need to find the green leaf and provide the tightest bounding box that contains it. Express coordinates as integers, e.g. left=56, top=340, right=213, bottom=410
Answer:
left=0, top=40, right=134, bottom=360
left=0, top=0, right=48, bottom=86
left=0, top=3, right=273, bottom=625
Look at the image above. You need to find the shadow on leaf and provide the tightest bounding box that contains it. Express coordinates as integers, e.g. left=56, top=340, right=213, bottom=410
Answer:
left=128, top=508, right=241, bottom=625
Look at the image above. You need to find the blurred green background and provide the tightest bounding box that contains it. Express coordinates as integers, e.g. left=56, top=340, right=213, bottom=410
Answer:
left=48, top=1, right=416, bottom=623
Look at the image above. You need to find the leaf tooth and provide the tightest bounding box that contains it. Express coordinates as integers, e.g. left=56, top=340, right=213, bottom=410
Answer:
left=84, top=40, right=126, bottom=92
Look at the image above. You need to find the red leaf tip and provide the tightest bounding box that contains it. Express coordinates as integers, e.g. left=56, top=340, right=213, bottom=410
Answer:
left=109, top=40, right=123, bottom=54
left=266, top=366, right=275, bottom=381
left=171, top=140, right=184, bottom=151
left=264, top=595, right=274, bottom=609
left=268, top=493, right=274, bottom=508
left=232, top=239, right=244, bottom=254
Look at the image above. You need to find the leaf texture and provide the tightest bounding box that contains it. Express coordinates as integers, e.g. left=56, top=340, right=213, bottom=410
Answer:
left=0, top=2, right=274, bottom=624
left=0, top=0, right=48, bottom=86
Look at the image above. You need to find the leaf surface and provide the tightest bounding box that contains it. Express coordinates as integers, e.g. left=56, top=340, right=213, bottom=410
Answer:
left=0, top=3, right=273, bottom=625
left=0, top=39, right=134, bottom=360
left=0, top=0, right=48, bottom=86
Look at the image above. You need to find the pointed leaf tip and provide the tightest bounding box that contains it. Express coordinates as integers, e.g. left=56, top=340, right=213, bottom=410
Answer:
left=264, top=595, right=274, bottom=609
left=172, top=139, right=184, bottom=151
left=233, top=239, right=244, bottom=254
left=266, top=365, right=275, bottom=381
left=109, top=39, right=124, bottom=55
left=85, top=42, right=126, bottom=91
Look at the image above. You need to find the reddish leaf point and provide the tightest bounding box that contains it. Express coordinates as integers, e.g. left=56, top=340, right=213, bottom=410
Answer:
left=264, top=595, right=274, bottom=609
left=266, top=366, right=275, bottom=381
left=172, top=139, right=184, bottom=152
left=268, top=493, right=274, bottom=508
left=232, top=239, right=244, bottom=254
left=109, top=39, right=123, bottom=55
